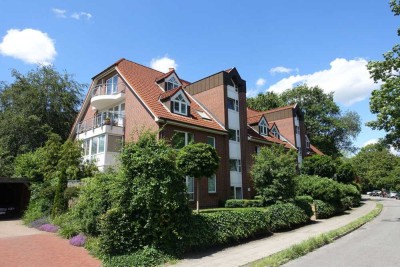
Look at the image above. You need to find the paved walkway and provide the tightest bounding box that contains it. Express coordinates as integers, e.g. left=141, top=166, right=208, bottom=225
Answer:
left=173, top=199, right=376, bottom=267
left=0, top=219, right=101, bottom=267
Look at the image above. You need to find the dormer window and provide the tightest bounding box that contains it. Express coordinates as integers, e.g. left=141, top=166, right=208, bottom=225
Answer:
left=166, top=76, right=180, bottom=91
left=271, top=126, right=280, bottom=139
left=171, top=92, right=189, bottom=116
left=259, top=118, right=268, bottom=136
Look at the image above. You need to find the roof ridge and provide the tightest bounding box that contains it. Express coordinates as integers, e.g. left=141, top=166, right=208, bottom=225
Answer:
left=120, top=58, right=166, bottom=75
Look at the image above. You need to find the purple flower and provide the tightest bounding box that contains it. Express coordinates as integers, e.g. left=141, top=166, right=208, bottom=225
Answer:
left=69, top=234, right=86, bottom=247
left=29, top=218, right=49, bottom=229
left=38, top=223, right=59, bottom=233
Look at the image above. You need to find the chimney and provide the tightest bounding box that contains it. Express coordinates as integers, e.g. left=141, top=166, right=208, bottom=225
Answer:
left=169, top=67, right=175, bottom=72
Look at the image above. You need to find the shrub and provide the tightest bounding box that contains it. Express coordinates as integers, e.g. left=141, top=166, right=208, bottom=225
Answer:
left=336, top=162, right=356, bottom=184
left=251, top=145, right=297, bottom=203
left=265, top=202, right=311, bottom=231
left=314, top=200, right=342, bottom=219
left=338, top=183, right=361, bottom=208
left=293, top=199, right=314, bottom=218
left=99, top=132, right=192, bottom=256
left=225, top=199, right=264, bottom=208
left=295, top=195, right=314, bottom=204
left=28, top=217, right=49, bottom=228
left=52, top=211, right=81, bottom=238
left=295, top=175, right=343, bottom=206
left=64, top=186, right=80, bottom=201
left=103, top=246, right=174, bottom=267
left=188, top=209, right=269, bottom=250
left=69, top=234, right=87, bottom=247
left=301, top=155, right=337, bottom=178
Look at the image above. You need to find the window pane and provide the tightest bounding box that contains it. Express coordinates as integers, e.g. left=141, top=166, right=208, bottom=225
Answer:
left=187, top=133, right=194, bottom=145
left=207, top=136, right=215, bottom=147
left=208, top=175, right=216, bottom=193
left=172, top=132, right=185, bottom=149
left=229, top=160, right=237, bottom=171
left=227, top=98, right=234, bottom=110
left=91, top=137, right=98, bottom=155
left=98, top=135, right=105, bottom=153
left=181, top=103, right=187, bottom=114
left=235, top=187, right=243, bottom=199
left=173, top=101, right=180, bottom=112
left=186, top=176, right=194, bottom=201
left=229, top=129, right=236, bottom=141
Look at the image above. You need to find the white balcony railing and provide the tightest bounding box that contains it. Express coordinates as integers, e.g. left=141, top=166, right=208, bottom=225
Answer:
left=76, top=113, right=125, bottom=134
left=91, top=83, right=126, bottom=97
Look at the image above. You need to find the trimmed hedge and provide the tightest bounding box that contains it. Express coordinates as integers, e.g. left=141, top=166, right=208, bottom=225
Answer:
left=103, top=246, right=173, bottom=267
left=265, top=202, right=311, bottom=231
left=314, top=200, right=343, bottom=219
left=225, top=199, right=264, bottom=208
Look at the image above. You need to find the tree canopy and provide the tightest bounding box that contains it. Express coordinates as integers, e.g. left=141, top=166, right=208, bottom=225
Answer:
left=367, top=1, right=400, bottom=149
left=247, top=85, right=361, bottom=157
left=0, top=66, right=84, bottom=176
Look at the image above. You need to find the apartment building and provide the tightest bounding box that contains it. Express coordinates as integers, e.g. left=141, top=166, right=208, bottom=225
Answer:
left=70, top=58, right=321, bottom=207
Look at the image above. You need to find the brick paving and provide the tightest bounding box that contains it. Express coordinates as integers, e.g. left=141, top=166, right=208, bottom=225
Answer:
left=0, top=220, right=101, bottom=267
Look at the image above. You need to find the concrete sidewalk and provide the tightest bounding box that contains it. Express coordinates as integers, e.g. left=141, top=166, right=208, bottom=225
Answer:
left=172, top=199, right=376, bottom=267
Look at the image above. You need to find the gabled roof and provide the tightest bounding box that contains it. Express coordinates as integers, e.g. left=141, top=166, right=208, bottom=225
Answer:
left=159, top=86, right=188, bottom=101
left=115, top=59, right=225, bottom=132
left=248, top=113, right=267, bottom=125
left=247, top=126, right=288, bottom=147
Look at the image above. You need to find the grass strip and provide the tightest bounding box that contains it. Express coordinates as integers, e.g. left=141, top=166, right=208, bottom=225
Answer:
left=247, top=202, right=383, bottom=267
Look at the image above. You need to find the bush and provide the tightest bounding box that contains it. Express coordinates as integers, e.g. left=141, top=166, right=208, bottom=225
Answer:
left=295, top=175, right=343, bottom=206
left=301, top=155, right=337, bottom=178
left=52, top=211, right=81, bottom=238
left=314, top=200, right=343, bottom=219
left=293, top=199, right=314, bottom=218
left=295, top=195, right=314, bottom=204
left=188, top=209, right=269, bottom=250
left=69, top=234, right=87, bottom=247
left=265, top=202, right=311, bottom=231
left=338, top=183, right=361, bottom=208
left=225, top=199, right=264, bottom=208
left=64, top=186, right=80, bottom=201
left=103, top=246, right=174, bottom=267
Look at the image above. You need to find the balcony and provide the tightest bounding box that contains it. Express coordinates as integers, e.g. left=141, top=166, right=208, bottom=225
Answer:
left=91, top=83, right=126, bottom=110
left=76, top=113, right=125, bottom=138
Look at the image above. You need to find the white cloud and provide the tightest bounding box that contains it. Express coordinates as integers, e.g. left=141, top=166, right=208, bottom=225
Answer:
left=268, top=58, right=378, bottom=106
left=71, top=12, right=92, bottom=20
left=150, top=56, right=178, bottom=73
left=256, top=78, right=266, bottom=86
left=52, top=8, right=66, bottom=18
left=363, top=139, right=379, bottom=147
left=270, top=66, right=294, bottom=74
left=0, top=29, right=56, bottom=65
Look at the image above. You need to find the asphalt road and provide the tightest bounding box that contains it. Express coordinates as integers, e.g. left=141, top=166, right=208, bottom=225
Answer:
left=284, top=197, right=400, bottom=267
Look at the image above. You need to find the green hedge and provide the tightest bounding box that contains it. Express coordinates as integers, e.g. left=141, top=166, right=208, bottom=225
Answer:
left=314, top=200, right=343, bottom=219
left=103, top=246, right=173, bottom=267
left=265, top=202, right=311, bottom=231
left=225, top=199, right=264, bottom=208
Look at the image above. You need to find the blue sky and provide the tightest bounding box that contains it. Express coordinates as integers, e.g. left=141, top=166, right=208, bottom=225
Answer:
left=1, top=0, right=398, bottom=153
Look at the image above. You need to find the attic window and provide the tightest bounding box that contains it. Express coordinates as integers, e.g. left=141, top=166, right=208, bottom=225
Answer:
left=172, top=94, right=188, bottom=115
left=271, top=127, right=280, bottom=139
left=259, top=119, right=268, bottom=136
left=166, top=76, right=179, bottom=91
left=197, top=111, right=211, bottom=120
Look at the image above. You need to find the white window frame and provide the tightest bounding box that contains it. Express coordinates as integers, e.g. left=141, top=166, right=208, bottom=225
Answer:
left=171, top=91, right=189, bottom=116
left=227, top=97, right=239, bottom=111
left=229, top=129, right=240, bottom=142
left=173, top=130, right=194, bottom=149
left=106, top=75, right=118, bottom=95
left=259, top=118, right=268, bottom=136
left=208, top=174, right=216, bottom=193
left=86, top=134, right=106, bottom=157
left=207, top=136, right=215, bottom=148
left=186, top=176, right=194, bottom=201
left=229, top=159, right=242, bottom=172
left=166, top=76, right=180, bottom=91
left=271, top=126, right=280, bottom=138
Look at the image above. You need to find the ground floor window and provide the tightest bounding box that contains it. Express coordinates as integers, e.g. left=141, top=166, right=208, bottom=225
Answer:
left=208, top=174, right=216, bottom=193
left=186, top=176, right=194, bottom=201
left=230, top=186, right=243, bottom=199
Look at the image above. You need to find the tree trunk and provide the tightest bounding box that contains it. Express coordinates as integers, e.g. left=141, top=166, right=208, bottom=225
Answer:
left=196, top=179, right=200, bottom=213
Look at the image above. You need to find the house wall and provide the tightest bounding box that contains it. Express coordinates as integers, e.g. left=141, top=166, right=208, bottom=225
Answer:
left=161, top=124, right=230, bottom=208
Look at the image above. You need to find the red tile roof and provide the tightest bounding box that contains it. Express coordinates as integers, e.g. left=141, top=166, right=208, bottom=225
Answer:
left=247, top=126, right=287, bottom=146
left=159, top=87, right=183, bottom=101
left=116, top=59, right=225, bottom=132
left=310, top=144, right=324, bottom=155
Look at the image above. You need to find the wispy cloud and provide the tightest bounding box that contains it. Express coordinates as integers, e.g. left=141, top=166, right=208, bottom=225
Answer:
left=0, top=28, right=56, bottom=65
left=71, top=12, right=92, bottom=20
left=270, top=66, right=294, bottom=75
left=150, top=56, right=178, bottom=73
left=52, top=8, right=67, bottom=18
left=256, top=78, right=266, bottom=86
left=267, top=58, right=378, bottom=106
left=52, top=8, right=92, bottom=20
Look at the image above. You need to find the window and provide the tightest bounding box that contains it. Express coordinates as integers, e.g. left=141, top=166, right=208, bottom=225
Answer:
left=166, top=76, right=179, bottom=91
left=207, top=136, right=215, bottom=148
left=259, top=119, right=268, bottom=136
left=229, top=129, right=240, bottom=142
left=271, top=127, right=280, bottom=138
left=91, top=137, right=98, bottom=155
left=106, top=75, right=118, bottom=95
left=197, top=111, right=211, bottom=120
left=172, top=131, right=194, bottom=149
left=230, top=186, right=243, bottom=199
left=227, top=98, right=239, bottom=111
left=229, top=159, right=242, bottom=172
left=172, top=94, right=188, bottom=115
left=186, top=176, right=194, bottom=201
left=83, top=139, right=90, bottom=156
left=208, top=174, right=216, bottom=193
left=295, top=126, right=300, bottom=134
left=305, top=136, right=310, bottom=149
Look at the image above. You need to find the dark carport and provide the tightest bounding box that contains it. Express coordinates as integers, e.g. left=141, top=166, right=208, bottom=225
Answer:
left=0, top=177, right=30, bottom=218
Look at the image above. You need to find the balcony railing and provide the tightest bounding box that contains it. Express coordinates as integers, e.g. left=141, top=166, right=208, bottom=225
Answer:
left=91, top=83, right=126, bottom=97
left=76, top=113, right=125, bottom=134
